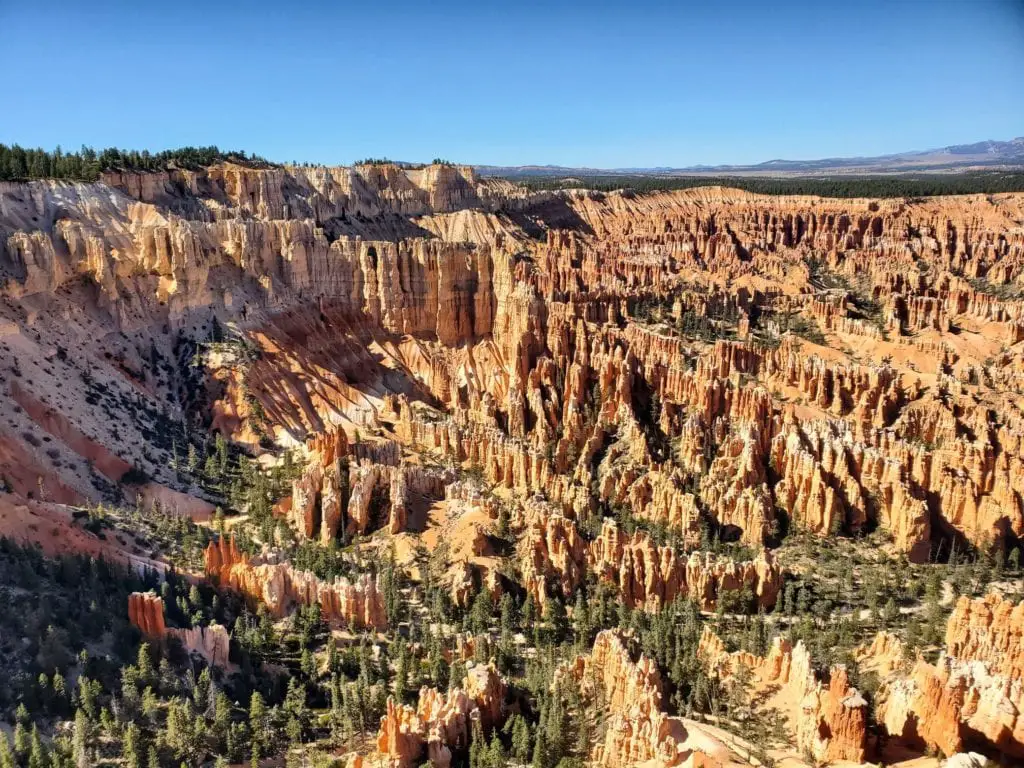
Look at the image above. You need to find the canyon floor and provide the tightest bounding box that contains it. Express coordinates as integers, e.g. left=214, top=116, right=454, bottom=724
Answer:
left=0, top=161, right=1022, bottom=768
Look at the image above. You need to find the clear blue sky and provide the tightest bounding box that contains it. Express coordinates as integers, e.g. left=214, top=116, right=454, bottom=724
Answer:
left=2, top=0, right=1022, bottom=167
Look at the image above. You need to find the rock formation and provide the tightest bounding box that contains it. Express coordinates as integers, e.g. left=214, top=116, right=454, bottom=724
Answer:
left=128, top=591, right=167, bottom=639
left=375, top=663, right=506, bottom=768
left=172, top=623, right=231, bottom=668
left=518, top=510, right=781, bottom=612
left=698, top=627, right=868, bottom=763
left=564, top=630, right=724, bottom=768
left=128, top=591, right=230, bottom=667
left=5, top=164, right=1024, bottom=768
left=873, top=593, right=1024, bottom=758
left=4, top=170, right=1024, bottom=557
left=204, top=536, right=387, bottom=630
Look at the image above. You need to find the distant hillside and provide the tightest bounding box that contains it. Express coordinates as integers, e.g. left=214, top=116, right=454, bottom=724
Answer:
left=478, top=137, right=1024, bottom=178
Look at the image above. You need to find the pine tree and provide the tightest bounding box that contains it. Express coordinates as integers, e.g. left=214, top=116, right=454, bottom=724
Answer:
left=0, top=732, right=15, bottom=768
left=137, top=643, right=155, bottom=684
left=123, top=723, right=142, bottom=768
left=470, top=590, right=493, bottom=635
left=468, top=719, right=486, bottom=768
left=13, top=723, right=28, bottom=759
left=509, top=714, right=531, bottom=762
left=487, top=731, right=507, bottom=768
left=547, top=596, right=569, bottom=643
left=28, top=725, right=49, bottom=768
left=531, top=722, right=548, bottom=768
left=73, top=709, right=89, bottom=768
left=327, top=635, right=339, bottom=673
left=249, top=691, right=268, bottom=749
left=572, top=591, right=590, bottom=646
left=52, top=672, right=67, bottom=711
left=394, top=642, right=410, bottom=703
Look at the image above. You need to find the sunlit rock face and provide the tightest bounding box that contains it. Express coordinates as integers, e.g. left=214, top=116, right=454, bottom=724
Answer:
left=375, top=663, right=507, bottom=768
left=869, top=593, right=1024, bottom=758
left=204, top=536, right=387, bottom=631
left=127, top=592, right=230, bottom=667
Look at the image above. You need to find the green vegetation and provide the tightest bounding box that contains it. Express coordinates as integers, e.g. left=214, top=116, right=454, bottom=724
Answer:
left=511, top=171, right=1024, bottom=198
left=0, top=144, right=274, bottom=182
left=967, top=275, right=1024, bottom=301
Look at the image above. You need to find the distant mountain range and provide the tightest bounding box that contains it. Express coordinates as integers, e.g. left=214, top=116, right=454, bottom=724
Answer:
left=476, top=137, right=1024, bottom=178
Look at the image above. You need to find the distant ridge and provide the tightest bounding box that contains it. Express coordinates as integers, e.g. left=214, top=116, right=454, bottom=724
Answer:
left=477, top=137, right=1024, bottom=178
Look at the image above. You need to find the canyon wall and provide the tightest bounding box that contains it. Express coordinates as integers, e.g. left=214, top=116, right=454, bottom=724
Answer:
left=4, top=170, right=1024, bottom=558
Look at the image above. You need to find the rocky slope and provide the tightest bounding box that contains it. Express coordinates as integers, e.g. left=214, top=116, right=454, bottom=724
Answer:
left=699, top=627, right=868, bottom=763
left=563, top=630, right=736, bottom=768
left=699, top=591, right=1024, bottom=761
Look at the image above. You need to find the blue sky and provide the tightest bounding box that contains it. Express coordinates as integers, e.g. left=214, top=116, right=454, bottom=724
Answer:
left=2, top=0, right=1022, bottom=167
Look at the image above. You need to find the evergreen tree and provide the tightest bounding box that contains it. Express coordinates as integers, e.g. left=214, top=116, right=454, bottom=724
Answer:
left=469, top=589, right=493, bottom=635
left=13, top=723, right=28, bottom=759
left=73, top=709, right=89, bottom=768
left=123, top=723, right=143, bottom=768
left=509, top=714, right=531, bottom=762
left=28, top=725, right=49, bottom=768
left=572, top=591, right=590, bottom=647
left=547, top=596, right=569, bottom=643
left=0, top=733, right=15, bottom=768
left=394, top=639, right=414, bottom=704
left=137, top=643, right=155, bottom=684
left=249, top=691, right=268, bottom=749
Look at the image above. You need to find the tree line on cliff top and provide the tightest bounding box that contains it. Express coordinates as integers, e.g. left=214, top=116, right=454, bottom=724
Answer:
left=0, top=144, right=273, bottom=182
left=514, top=171, right=1024, bottom=198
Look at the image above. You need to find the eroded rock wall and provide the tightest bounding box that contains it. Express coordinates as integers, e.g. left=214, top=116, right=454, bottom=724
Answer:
left=203, top=536, right=387, bottom=630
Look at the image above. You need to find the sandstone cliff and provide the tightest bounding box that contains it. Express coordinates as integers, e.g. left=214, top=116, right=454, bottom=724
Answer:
left=204, top=536, right=387, bottom=630
left=127, top=591, right=230, bottom=667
